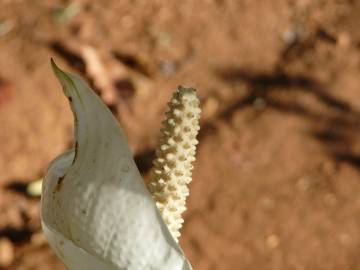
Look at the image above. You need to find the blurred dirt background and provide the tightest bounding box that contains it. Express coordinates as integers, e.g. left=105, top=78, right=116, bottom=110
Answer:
left=0, top=0, right=360, bottom=269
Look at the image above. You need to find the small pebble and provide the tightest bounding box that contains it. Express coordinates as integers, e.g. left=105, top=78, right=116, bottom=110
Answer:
left=159, top=61, right=177, bottom=77
left=0, top=238, right=14, bottom=268
left=27, top=179, right=43, bottom=197
left=156, top=32, right=172, bottom=47
left=0, top=20, right=14, bottom=36
left=202, top=97, right=219, bottom=118
left=337, top=32, right=351, bottom=48
left=282, top=30, right=299, bottom=45
left=253, top=98, right=266, bottom=110
left=53, top=2, right=81, bottom=25
left=31, top=232, right=47, bottom=246
left=266, top=234, right=280, bottom=249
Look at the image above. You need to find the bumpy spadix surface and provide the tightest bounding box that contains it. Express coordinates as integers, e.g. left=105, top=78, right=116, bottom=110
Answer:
left=148, top=87, right=200, bottom=240
left=40, top=60, right=192, bottom=270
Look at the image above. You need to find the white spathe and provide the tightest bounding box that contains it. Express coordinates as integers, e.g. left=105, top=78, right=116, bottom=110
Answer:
left=40, top=60, right=192, bottom=270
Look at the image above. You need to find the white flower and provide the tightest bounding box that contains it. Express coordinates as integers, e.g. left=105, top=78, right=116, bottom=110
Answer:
left=41, top=60, right=192, bottom=270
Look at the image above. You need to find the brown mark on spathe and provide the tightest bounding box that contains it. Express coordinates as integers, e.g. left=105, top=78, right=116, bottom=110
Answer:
left=53, top=175, right=65, bottom=193
left=73, top=141, right=79, bottom=164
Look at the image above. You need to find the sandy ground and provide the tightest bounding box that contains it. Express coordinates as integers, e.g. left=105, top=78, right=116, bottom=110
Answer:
left=0, top=0, right=360, bottom=269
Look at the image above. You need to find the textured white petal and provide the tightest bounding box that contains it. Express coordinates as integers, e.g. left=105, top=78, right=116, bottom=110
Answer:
left=40, top=60, right=192, bottom=270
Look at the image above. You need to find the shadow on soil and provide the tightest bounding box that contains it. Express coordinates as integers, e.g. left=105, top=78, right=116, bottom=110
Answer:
left=0, top=227, right=32, bottom=244
left=134, top=149, right=156, bottom=175
left=218, top=67, right=360, bottom=171
left=5, top=182, right=29, bottom=196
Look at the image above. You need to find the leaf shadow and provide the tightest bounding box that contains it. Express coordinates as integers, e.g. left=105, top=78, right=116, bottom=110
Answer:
left=0, top=227, right=32, bottom=244
left=217, top=67, right=360, bottom=171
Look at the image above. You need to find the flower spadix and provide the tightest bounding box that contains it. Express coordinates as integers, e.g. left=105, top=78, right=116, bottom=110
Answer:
left=41, top=60, right=192, bottom=270
left=148, top=87, right=200, bottom=241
